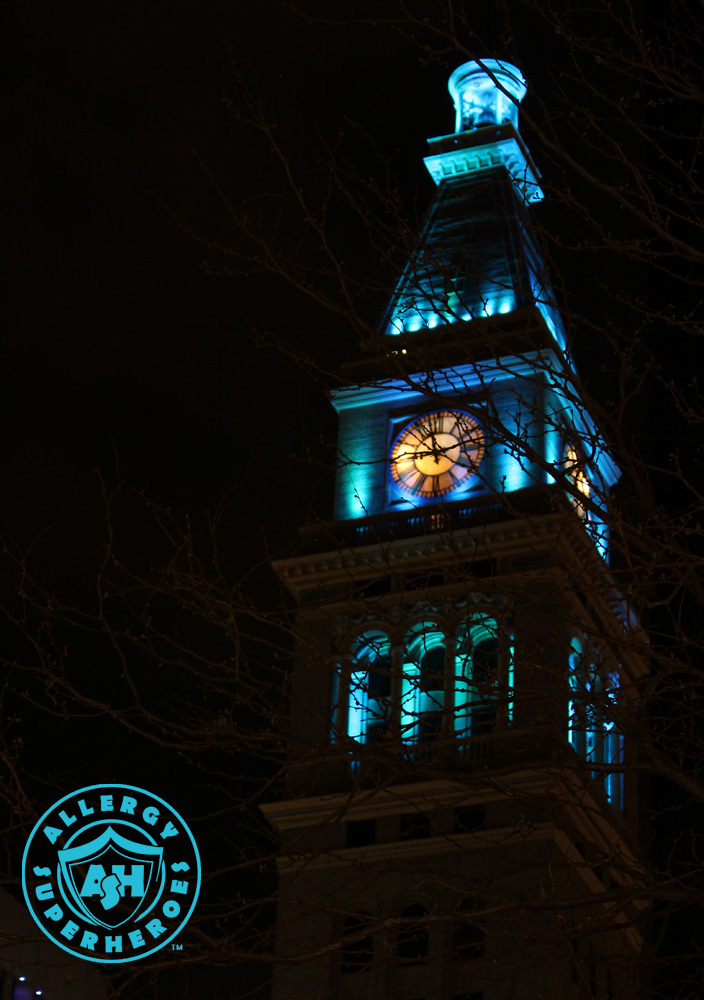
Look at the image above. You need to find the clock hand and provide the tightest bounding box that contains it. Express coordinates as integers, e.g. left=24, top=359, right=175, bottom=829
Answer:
left=428, top=433, right=444, bottom=465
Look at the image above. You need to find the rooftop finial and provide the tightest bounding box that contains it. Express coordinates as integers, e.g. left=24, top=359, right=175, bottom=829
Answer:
left=448, top=59, right=527, bottom=134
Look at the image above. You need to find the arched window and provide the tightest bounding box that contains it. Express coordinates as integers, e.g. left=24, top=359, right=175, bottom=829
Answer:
left=348, top=630, right=392, bottom=745
left=397, top=904, right=429, bottom=963
left=341, top=913, right=373, bottom=974
left=401, top=624, right=446, bottom=744
left=453, top=898, right=485, bottom=960
left=335, top=614, right=510, bottom=755
left=455, top=618, right=499, bottom=740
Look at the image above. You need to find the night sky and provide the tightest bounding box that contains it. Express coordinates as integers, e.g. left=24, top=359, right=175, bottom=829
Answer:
left=2, top=3, right=461, bottom=571
left=4, top=3, right=310, bottom=562
left=1, top=4, right=463, bottom=991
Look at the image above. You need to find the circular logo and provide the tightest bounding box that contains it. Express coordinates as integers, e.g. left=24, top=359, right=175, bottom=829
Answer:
left=22, top=783, right=201, bottom=963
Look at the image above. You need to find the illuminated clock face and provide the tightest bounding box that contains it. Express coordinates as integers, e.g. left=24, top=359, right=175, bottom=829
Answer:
left=390, top=410, right=485, bottom=497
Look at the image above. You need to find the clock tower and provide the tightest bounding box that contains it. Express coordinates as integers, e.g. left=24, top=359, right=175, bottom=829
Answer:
left=264, top=60, right=647, bottom=1000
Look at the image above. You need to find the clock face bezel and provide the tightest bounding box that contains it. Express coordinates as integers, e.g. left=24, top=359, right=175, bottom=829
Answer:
left=389, top=409, right=485, bottom=499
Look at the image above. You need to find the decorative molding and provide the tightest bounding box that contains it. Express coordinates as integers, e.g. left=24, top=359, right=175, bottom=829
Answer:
left=424, top=132, right=543, bottom=205
left=274, top=513, right=563, bottom=594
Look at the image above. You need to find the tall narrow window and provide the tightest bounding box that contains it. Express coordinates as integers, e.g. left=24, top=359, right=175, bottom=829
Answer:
left=565, top=443, right=591, bottom=519
left=507, top=631, right=515, bottom=723
left=401, top=625, right=446, bottom=744
left=455, top=618, right=499, bottom=740
left=331, top=667, right=342, bottom=742
left=341, top=914, right=373, bottom=974
left=453, top=898, right=485, bottom=960
left=568, top=637, right=601, bottom=764
left=569, top=640, right=624, bottom=811
left=568, top=636, right=586, bottom=755
left=348, top=631, right=392, bottom=744
left=397, top=904, right=429, bottom=963
left=604, top=672, right=625, bottom=810
left=585, top=670, right=603, bottom=776
left=564, top=442, right=609, bottom=559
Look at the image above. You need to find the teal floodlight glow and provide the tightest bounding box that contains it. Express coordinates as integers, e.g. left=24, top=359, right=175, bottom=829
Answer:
left=448, top=59, right=527, bottom=134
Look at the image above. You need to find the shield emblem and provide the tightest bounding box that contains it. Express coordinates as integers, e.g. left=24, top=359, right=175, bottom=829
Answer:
left=58, top=825, right=163, bottom=929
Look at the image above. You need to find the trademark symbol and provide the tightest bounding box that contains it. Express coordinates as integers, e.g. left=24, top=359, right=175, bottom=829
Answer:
left=172, top=943, right=183, bottom=951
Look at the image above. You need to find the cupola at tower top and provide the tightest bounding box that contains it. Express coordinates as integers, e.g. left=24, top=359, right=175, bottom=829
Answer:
left=448, top=59, right=527, bottom=134
left=423, top=58, right=541, bottom=203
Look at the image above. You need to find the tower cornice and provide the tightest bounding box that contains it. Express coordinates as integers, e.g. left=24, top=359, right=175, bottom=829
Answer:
left=330, top=347, right=562, bottom=412
left=424, top=124, right=543, bottom=205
